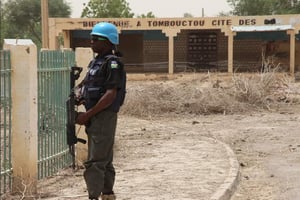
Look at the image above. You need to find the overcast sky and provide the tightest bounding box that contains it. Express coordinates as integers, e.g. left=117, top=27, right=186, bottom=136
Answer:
left=66, top=0, right=232, bottom=18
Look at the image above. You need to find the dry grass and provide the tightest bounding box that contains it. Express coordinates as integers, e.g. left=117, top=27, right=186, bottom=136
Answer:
left=121, top=71, right=298, bottom=118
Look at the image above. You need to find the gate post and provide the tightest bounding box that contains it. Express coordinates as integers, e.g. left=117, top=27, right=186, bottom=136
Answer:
left=3, top=39, right=38, bottom=195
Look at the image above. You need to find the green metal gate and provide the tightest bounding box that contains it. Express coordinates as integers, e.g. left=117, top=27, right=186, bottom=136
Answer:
left=0, top=50, right=12, bottom=195
left=38, top=50, right=75, bottom=179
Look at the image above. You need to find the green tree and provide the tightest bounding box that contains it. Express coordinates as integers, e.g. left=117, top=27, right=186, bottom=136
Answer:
left=227, top=0, right=300, bottom=15
left=227, top=0, right=272, bottom=15
left=2, top=0, right=70, bottom=48
left=183, top=13, right=194, bottom=18
left=218, top=11, right=231, bottom=16
left=273, top=0, right=300, bottom=14
left=0, top=1, right=4, bottom=48
left=136, top=12, right=155, bottom=18
left=81, top=0, right=134, bottom=18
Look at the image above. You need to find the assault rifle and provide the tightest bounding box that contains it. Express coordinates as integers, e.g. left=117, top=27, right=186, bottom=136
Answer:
left=66, top=66, right=86, bottom=169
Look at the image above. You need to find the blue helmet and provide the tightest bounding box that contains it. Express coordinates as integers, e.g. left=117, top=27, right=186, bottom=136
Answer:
left=90, top=22, right=119, bottom=45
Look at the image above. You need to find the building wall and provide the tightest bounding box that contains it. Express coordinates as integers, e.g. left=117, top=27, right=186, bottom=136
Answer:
left=52, top=16, right=300, bottom=73
left=71, top=31, right=299, bottom=73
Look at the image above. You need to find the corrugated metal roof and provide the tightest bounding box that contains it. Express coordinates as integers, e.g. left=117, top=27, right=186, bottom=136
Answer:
left=231, top=25, right=294, bottom=32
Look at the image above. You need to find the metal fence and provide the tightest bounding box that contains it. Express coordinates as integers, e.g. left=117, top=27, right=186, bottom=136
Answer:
left=0, top=50, right=12, bottom=195
left=38, top=50, right=75, bottom=179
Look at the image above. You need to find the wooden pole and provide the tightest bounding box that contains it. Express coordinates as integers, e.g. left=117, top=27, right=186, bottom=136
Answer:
left=41, top=0, right=49, bottom=48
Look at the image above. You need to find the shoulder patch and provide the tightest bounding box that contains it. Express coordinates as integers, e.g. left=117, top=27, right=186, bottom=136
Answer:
left=110, top=60, right=119, bottom=69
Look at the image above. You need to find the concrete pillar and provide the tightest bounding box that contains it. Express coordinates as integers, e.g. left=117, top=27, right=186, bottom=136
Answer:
left=227, top=32, right=235, bottom=73
left=288, top=30, right=296, bottom=74
left=162, top=29, right=179, bottom=74
left=168, top=36, right=175, bottom=74
left=3, top=39, right=38, bottom=195
left=75, top=48, right=93, bottom=163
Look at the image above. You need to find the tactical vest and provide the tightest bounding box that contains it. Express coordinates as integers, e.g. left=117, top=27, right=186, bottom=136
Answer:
left=82, top=55, right=126, bottom=112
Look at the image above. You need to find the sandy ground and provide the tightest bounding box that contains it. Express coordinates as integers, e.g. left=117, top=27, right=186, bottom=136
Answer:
left=4, top=73, right=300, bottom=200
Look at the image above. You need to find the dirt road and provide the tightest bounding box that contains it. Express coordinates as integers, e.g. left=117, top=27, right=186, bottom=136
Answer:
left=34, top=104, right=300, bottom=200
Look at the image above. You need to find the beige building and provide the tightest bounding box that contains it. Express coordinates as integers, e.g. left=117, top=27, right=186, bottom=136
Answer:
left=48, top=15, right=300, bottom=74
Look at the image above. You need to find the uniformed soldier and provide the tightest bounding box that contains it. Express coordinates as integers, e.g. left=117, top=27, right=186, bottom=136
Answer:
left=76, top=22, right=125, bottom=200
